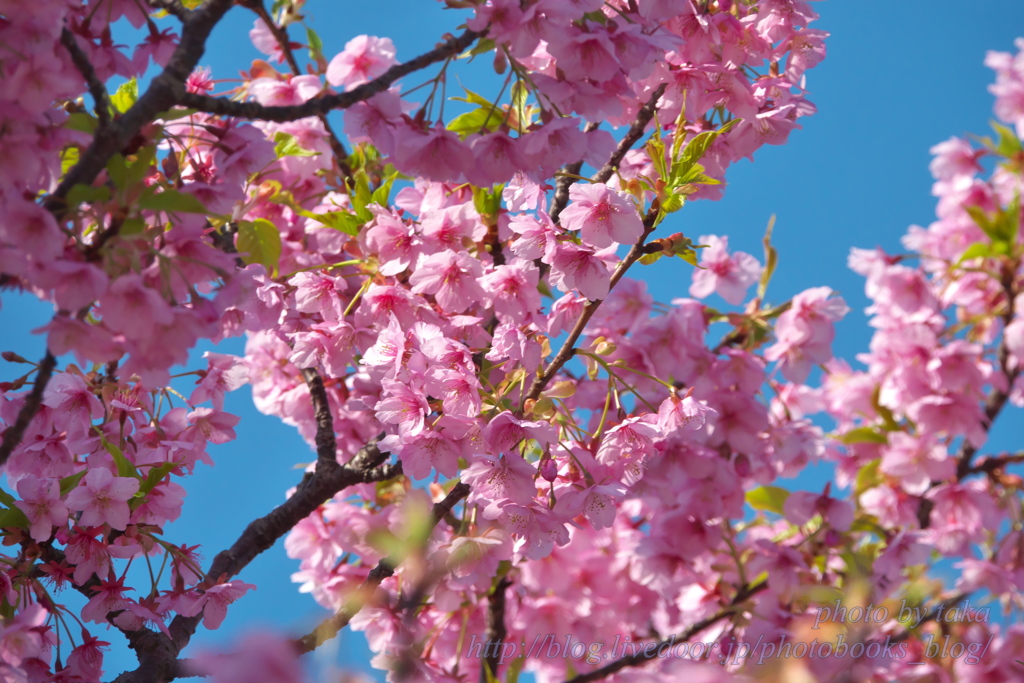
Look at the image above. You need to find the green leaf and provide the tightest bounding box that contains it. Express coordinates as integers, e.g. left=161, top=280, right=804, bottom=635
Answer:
left=352, top=171, right=374, bottom=222
left=505, top=653, right=526, bottom=683
left=306, top=26, right=324, bottom=61
left=296, top=209, right=364, bottom=235
left=155, top=108, right=199, bottom=121
left=274, top=131, right=318, bottom=158
left=991, top=120, right=1023, bottom=158
left=957, top=241, right=993, bottom=264
left=107, top=153, right=128, bottom=191
left=965, top=202, right=1019, bottom=244
left=61, top=147, right=80, bottom=175
left=645, top=130, right=668, bottom=182
left=103, top=438, right=140, bottom=479
left=126, top=145, right=157, bottom=187
left=65, top=113, right=98, bottom=134
left=111, top=78, right=138, bottom=114
left=120, top=217, right=146, bottom=236
left=639, top=251, right=662, bottom=266
left=371, top=172, right=398, bottom=208
left=66, top=183, right=112, bottom=208
left=138, top=462, right=178, bottom=496
left=0, top=507, right=29, bottom=530
left=840, top=426, right=889, bottom=445
left=660, top=192, right=685, bottom=215
left=670, top=236, right=706, bottom=268
left=138, top=188, right=209, bottom=214
left=60, top=471, right=88, bottom=497
left=0, top=487, right=16, bottom=508
left=854, top=459, right=883, bottom=496
left=236, top=218, right=283, bottom=276
left=746, top=485, right=790, bottom=515
left=457, top=38, right=496, bottom=60
left=870, top=386, right=901, bottom=432
left=670, top=118, right=739, bottom=187
left=473, top=185, right=503, bottom=216
left=446, top=106, right=502, bottom=139
left=758, top=215, right=777, bottom=300
left=450, top=86, right=493, bottom=108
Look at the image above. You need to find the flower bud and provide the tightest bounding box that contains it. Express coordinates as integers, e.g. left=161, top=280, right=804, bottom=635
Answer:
left=540, top=458, right=558, bottom=483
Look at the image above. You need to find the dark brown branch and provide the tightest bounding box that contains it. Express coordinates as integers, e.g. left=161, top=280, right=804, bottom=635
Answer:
left=61, top=27, right=113, bottom=128
left=0, top=352, right=56, bottom=467
left=179, top=29, right=483, bottom=122
left=962, top=451, right=1024, bottom=476
left=481, top=577, right=512, bottom=683
left=292, top=481, right=471, bottom=654
left=301, top=368, right=340, bottom=472
left=46, top=0, right=237, bottom=218
left=563, top=581, right=767, bottom=683
left=166, top=437, right=394, bottom=649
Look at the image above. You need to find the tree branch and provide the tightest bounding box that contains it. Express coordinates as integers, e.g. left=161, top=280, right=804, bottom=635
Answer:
left=61, top=27, right=113, bottom=128
left=592, top=84, right=666, bottom=186
left=46, top=0, right=237, bottom=217
left=165, top=436, right=394, bottom=650
left=178, top=29, right=482, bottom=122
left=301, top=368, right=341, bottom=472
left=523, top=205, right=660, bottom=407
left=245, top=1, right=353, bottom=178
left=563, top=581, right=768, bottom=683
left=481, top=577, right=512, bottom=683
left=0, top=352, right=56, bottom=467
left=548, top=85, right=666, bottom=225
left=962, top=451, right=1024, bottom=476
left=292, top=481, right=471, bottom=654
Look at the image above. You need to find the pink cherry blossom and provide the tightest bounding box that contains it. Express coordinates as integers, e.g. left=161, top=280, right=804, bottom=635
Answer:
left=689, top=234, right=762, bottom=305
left=14, top=476, right=69, bottom=542
left=65, top=469, right=140, bottom=531
left=326, top=35, right=397, bottom=90
left=559, top=183, right=644, bottom=249
left=408, top=250, right=485, bottom=313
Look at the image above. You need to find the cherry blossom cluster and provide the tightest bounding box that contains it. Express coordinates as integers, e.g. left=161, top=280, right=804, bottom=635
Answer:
left=3, top=1, right=1020, bottom=683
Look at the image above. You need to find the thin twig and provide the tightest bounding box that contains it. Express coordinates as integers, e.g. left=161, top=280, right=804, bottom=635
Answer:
left=523, top=205, right=660, bottom=408
left=886, top=592, right=972, bottom=644
left=46, top=0, right=238, bottom=218
left=247, top=1, right=353, bottom=178
left=179, top=29, right=483, bottom=122
left=963, top=451, right=1024, bottom=476
left=592, top=83, right=666, bottom=185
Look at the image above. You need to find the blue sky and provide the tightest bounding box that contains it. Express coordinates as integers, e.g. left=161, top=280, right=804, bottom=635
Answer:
left=4, top=1, right=1024, bottom=680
